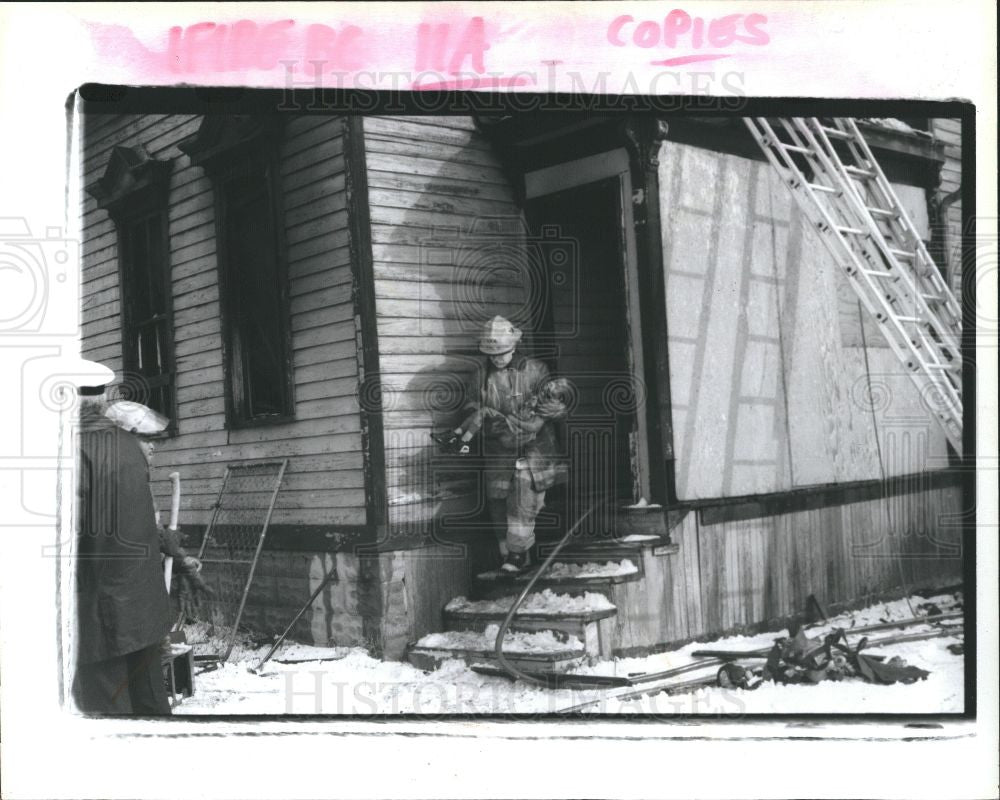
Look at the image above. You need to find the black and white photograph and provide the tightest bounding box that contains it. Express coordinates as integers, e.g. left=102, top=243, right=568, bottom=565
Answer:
left=0, top=4, right=995, bottom=799
left=68, top=101, right=973, bottom=716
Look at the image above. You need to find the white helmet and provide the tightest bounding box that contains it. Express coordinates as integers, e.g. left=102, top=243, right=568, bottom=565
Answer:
left=104, top=400, right=169, bottom=435
left=478, top=315, right=522, bottom=355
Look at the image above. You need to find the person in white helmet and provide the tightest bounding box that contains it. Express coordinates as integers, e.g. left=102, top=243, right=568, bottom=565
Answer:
left=452, top=316, right=570, bottom=574
left=71, top=363, right=174, bottom=714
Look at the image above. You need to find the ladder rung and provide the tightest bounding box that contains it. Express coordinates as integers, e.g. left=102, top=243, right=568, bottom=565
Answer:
left=844, top=165, right=876, bottom=179
left=894, top=316, right=925, bottom=323
left=927, top=363, right=961, bottom=372
left=808, top=183, right=838, bottom=194
left=888, top=248, right=915, bottom=259
left=818, top=124, right=853, bottom=140
left=861, top=269, right=895, bottom=279
left=921, top=294, right=945, bottom=304
left=836, top=226, right=867, bottom=236
left=867, top=206, right=897, bottom=218
left=781, top=143, right=814, bottom=155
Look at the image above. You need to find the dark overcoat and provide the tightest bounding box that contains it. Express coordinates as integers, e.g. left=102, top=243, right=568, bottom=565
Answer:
left=75, top=408, right=171, bottom=664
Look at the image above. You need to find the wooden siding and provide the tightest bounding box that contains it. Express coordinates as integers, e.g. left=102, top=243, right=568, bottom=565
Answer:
left=376, top=483, right=964, bottom=656
left=80, top=114, right=366, bottom=531
left=363, top=116, right=530, bottom=535
left=657, top=141, right=951, bottom=502
left=607, top=483, right=963, bottom=651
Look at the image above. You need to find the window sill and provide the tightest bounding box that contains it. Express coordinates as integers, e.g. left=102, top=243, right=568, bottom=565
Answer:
left=225, top=414, right=296, bottom=431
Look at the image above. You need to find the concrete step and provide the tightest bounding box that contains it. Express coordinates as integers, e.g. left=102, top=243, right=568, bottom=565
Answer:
left=406, top=625, right=588, bottom=673
left=471, top=557, right=644, bottom=601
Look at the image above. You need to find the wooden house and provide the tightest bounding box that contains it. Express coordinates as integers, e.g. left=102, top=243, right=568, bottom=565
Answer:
left=80, top=105, right=968, bottom=662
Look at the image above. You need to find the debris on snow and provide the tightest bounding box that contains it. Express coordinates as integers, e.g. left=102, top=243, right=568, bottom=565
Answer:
left=445, top=590, right=615, bottom=616
left=173, top=592, right=964, bottom=715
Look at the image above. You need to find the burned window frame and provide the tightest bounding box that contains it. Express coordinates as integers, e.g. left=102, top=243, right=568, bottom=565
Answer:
left=180, top=116, right=295, bottom=429
left=86, top=145, right=177, bottom=435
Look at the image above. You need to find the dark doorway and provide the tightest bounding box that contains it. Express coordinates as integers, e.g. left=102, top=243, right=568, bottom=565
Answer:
left=524, top=176, right=637, bottom=520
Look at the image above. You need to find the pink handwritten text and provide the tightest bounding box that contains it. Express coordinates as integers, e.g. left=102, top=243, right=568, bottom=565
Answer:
left=608, top=11, right=769, bottom=51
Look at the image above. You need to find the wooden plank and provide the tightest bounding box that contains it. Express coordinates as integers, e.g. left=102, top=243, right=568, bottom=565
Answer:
left=289, top=284, right=351, bottom=316
left=281, top=118, right=343, bottom=160
left=150, top=430, right=363, bottom=463
left=696, top=523, right=719, bottom=634
left=366, top=170, right=515, bottom=202
left=389, top=546, right=477, bottom=659
left=365, top=135, right=506, bottom=171
left=368, top=189, right=519, bottom=218
left=285, top=195, right=347, bottom=231
left=291, top=320, right=356, bottom=349
left=290, top=301, right=355, bottom=334
left=364, top=116, right=491, bottom=148
left=295, top=376, right=359, bottom=402
left=287, top=246, right=353, bottom=282
left=373, top=297, right=526, bottom=321
left=171, top=239, right=216, bottom=271
left=283, top=171, right=347, bottom=212
left=285, top=211, right=349, bottom=247
left=678, top=513, right=704, bottom=636
left=366, top=152, right=507, bottom=184
left=286, top=228, right=351, bottom=260
left=280, top=137, right=344, bottom=176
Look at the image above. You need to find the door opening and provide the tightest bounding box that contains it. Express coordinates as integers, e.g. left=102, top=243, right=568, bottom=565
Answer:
left=524, top=176, right=638, bottom=520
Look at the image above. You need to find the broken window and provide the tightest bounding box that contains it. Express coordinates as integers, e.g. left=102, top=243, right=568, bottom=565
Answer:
left=179, top=116, right=294, bottom=428
left=86, top=145, right=177, bottom=428
left=119, top=210, right=176, bottom=420
left=215, top=155, right=294, bottom=424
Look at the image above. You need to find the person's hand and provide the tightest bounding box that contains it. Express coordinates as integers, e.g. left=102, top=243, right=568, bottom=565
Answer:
left=180, top=555, right=202, bottom=574
left=183, top=569, right=213, bottom=597
left=178, top=568, right=214, bottom=620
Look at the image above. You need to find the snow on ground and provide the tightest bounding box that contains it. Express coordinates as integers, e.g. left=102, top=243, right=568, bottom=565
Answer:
left=445, top=590, right=615, bottom=615
left=174, top=592, right=963, bottom=716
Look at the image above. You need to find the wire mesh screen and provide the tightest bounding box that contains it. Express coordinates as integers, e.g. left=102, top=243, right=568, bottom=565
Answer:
left=185, top=460, right=287, bottom=662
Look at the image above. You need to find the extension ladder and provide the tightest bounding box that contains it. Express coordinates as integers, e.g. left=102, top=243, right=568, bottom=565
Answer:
left=744, top=117, right=963, bottom=453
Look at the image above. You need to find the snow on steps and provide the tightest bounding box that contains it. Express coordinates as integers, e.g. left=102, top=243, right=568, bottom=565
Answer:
left=444, top=590, right=618, bottom=658
left=472, top=558, right=643, bottom=601
left=408, top=536, right=679, bottom=673
left=544, top=532, right=678, bottom=563
left=406, top=624, right=588, bottom=674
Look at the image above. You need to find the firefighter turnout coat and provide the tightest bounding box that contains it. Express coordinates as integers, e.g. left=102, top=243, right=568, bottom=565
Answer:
left=461, top=353, right=569, bottom=499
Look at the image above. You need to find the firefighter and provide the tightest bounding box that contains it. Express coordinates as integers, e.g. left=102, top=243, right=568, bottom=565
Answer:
left=452, top=316, right=570, bottom=574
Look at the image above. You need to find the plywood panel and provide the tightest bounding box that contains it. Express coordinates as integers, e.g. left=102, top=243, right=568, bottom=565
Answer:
left=658, top=140, right=951, bottom=501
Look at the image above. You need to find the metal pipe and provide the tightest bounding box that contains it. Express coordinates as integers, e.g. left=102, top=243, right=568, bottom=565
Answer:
left=252, top=563, right=339, bottom=674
